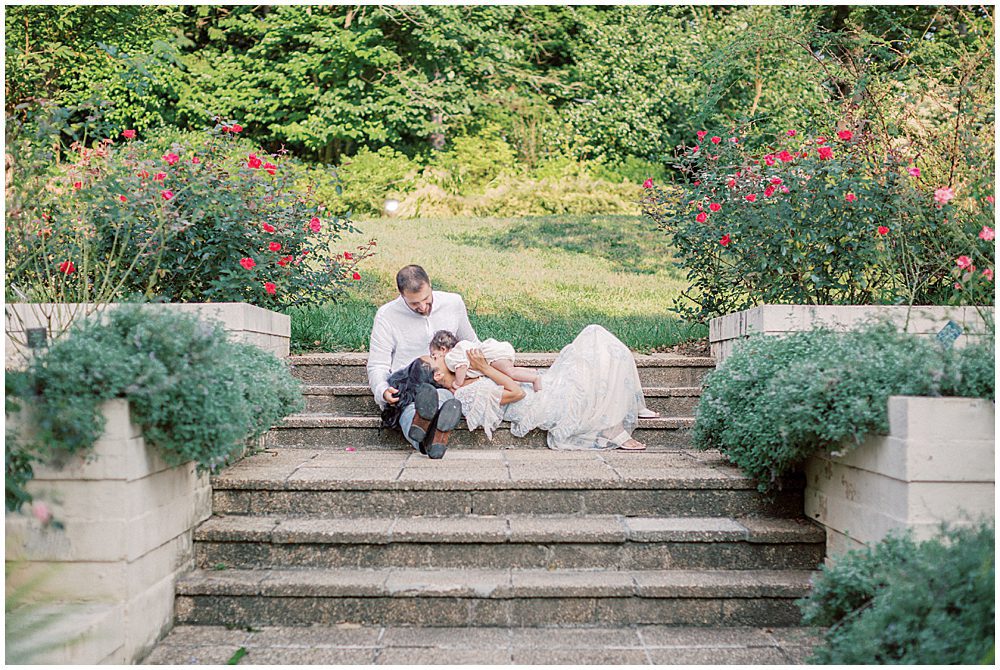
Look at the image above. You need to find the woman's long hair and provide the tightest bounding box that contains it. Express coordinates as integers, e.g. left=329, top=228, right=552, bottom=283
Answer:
left=380, top=358, right=439, bottom=431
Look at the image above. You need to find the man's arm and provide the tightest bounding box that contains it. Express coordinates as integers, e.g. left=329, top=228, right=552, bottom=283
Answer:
left=454, top=296, right=479, bottom=344
left=367, top=315, right=395, bottom=409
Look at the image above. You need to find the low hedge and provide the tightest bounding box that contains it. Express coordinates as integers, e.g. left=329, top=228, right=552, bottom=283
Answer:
left=799, top=523, right=995, bottom=664
left=693, top=322, right=995, bottom=490
left=5, top=304, right=303, bottom=511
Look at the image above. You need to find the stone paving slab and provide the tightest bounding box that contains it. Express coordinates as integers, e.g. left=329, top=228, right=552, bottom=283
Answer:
left=212, top=448, right=765, bottom=492
left=142, top=624, right=822, bottom=665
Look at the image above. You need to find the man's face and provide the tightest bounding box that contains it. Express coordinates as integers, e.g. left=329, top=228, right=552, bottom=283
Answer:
left=402, top=282, right=433, bottom=316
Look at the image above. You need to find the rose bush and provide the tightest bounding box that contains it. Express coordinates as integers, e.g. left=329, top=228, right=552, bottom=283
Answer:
left=5, top=119, right=375, bottom=310
left=642, top=126, right=995, bottom=321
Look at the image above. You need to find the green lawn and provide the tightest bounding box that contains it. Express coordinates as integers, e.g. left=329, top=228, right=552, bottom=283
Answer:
left=289, top=214, right=705, bottom=353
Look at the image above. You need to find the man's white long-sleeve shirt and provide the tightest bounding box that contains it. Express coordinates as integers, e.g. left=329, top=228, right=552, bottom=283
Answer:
left=367, top=291, right=478, bottom=409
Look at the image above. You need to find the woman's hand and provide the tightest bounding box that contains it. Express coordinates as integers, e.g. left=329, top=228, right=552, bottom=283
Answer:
left=465, top=348, right=492, bottom=374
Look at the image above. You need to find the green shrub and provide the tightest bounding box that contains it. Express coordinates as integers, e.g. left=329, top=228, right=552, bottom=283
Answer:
left=6, top=304, right=304, bottom=510
left=800, top=524, right=995, bottom=664
left=326, top=146, right=422, bottom=218
left=694, top=323, right=995, bottom=490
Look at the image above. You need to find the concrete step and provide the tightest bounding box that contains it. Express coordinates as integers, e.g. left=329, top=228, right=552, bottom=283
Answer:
left=290, top=353, right=715, bottom=388
left=142, top=623, right=825, bottom=665
left=174, top=567, right=815, bottom=627
left=195, top=514, right=824, bottom=571
left=210, top=448, right=804, bottom=519
left=302, top=384, right=703, bottom=417
left=269, top=415, right=695, bottom=450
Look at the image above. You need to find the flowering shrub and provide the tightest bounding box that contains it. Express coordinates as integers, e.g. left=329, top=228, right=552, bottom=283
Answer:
left=5, top=121, right=375, bottom=309
left=642, top=127, right=995, bottom=320
left=5, top=305, right=304, bottom=511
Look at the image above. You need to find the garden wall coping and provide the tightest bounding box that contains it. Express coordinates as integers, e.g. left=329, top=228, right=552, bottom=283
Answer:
left=5, top=302, right=290, bottom=369
left=709, top=304, right=993, bottom=362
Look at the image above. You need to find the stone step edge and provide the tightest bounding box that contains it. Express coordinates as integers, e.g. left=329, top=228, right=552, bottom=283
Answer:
left=195, top=515, right=825, bottom=545
left=176, top=567, right=815, bottom=599
left=291, top=353, right=716, bottom=368
left=301, top=385, right=703, bottom=398
left=277, top=416, right=695, bottom=429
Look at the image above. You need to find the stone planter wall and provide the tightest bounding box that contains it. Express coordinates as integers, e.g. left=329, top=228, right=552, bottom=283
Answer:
left=709, top=304, right=993, bottom=362
left=804, top=396, right=995, bottom=562
left=5, top=302, right=290, bottom=369
left=5, top=400, right=212, bottom=664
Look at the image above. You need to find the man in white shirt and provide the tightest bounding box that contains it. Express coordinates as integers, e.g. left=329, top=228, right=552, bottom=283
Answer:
left=368, top=265, right=479, bottom=458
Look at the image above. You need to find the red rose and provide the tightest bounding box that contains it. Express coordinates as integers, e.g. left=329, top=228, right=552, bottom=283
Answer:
left=710, top=136, right=721, bottom=144
left=696, top=130, right=707, bottom=140
left=262, top=223, right=277, bottom=233
left=269, top=242, right=281, bottom=252
left=123, top=129, right=136, bottom=139
left=161, top=190, right=174, bottom=200
left=240, top=257, right=256, bottom=270
left=877, top=226, right=889, bottom=236
left=247, top=154, right=263, bottom=169
left=163, top=153, right=180, bottom=165
left=745, top=194, right=757, bottom=202
left=192, top=156, right=201, bottom=164
left=59, top=260, right=76, bottom=275
left=696, top=211, right=708, bottom=223
left=837, top=130, right=853, bottom=141
left=818, top=146, right=834, bottom=160
left=777, top=150, right=794, bottom=162
left=727, top=179, right=736, bottom=188
left=232, top=124, right=243, bottom=133
left=816, top=136, right=827, bottom=144
left=264, top=282, right=277, bottom=295
left=277, top=255, right=293, bottom=267
left=264, top=163, right=277, bottom=175
left=786, top=129, right=797, bottom=137
left=845, top=192, right=857, bottom=202
left=764, top=154, right=776, bottom=167
left=709, top=202, right=721, bottom=212
left=352, top=272, right=361, bottom=280
left=138, top=170, right=149, bottom=179
left=153, top=172, right=166, bottom=181
left=119, top=195, right=127, bottom=203
left=720, top=234, right=731, bottom=247
left=642, top=178, right=654, bottom=189
left=344, top=252, right=353, bottom=260
left=763, top=185, right=776, bottom=198
left=770, top=177, right=783, bottom=185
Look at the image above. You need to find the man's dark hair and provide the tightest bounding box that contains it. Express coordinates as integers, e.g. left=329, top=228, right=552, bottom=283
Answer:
left=396, top=265, right=430, bottom=294
left=430, top=330, right=459, bottom=351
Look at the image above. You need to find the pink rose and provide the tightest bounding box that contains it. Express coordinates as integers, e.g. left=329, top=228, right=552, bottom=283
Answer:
left=123, top=129, right=136, bottom=140
left=979, top=226, right=995, bottom=241
left=770, top=177, right=783, bottom=185
left=764, top=154, right=776, bottom=167
left=642, top=178, right=654, bottom=189
left=983, top=269, right=994, bottom=282
left=777, top=150, right=794, bottom=163
left=786, top=129, right=797, bottom=137
left=696, top=212, right=708, bottom=223
left=818, top=146, right=834, bottom=160
left=709, top=202, right=721, bottom=212
left=696, top=130, right=707, bottom=140
left=845, top=192, right=857, bottom=202
left=161, top=190, right=174, bottom=200
left=907, top=167, right=921, bottom=178
left=955, top=255, right=973, bottom=270
left=710, top=136, right=721, bottom=144
left=240, top=257, right=256, bottom=270
left=163, top=153, right=179, bottom=165
left=309, top=217, right=321, bottom=233
left=934, top=187, right=956, bottom=205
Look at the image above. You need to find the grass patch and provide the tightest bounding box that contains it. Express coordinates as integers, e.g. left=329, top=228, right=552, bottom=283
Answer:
left=289, top=214, right=705, bottom=353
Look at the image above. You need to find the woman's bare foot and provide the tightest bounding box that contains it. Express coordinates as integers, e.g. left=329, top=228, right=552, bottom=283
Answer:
left=618, top=438, right=646, bottom=451
left=638, top=408, right=659, bottom=418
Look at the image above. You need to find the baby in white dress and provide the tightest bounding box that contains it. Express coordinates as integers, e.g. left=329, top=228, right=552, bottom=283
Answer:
left=430, top=330, right=542, bottom=392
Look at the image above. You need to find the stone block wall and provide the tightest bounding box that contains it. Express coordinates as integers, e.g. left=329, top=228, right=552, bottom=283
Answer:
left=5, top=400, right=212, bottom=664
left=5, top=302, right=290, bottom=369
left=709, top=304, right=992, bottom=362
left=803, top=396, right=995, bottom=561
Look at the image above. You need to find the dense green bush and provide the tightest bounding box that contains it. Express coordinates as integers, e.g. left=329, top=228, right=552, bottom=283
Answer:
left=5, top=305, right=304, bottom=511
left=694, top=323, right=995, bottom=490
left=800, top=524, right=995, bottom=664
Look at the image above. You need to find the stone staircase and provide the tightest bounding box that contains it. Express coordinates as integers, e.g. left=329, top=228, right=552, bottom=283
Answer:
left=173, top=352, right=824, bottom=630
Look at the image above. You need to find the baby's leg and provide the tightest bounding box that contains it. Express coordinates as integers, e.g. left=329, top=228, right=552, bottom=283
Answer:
left=491, top=360, right=542, bottom=391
